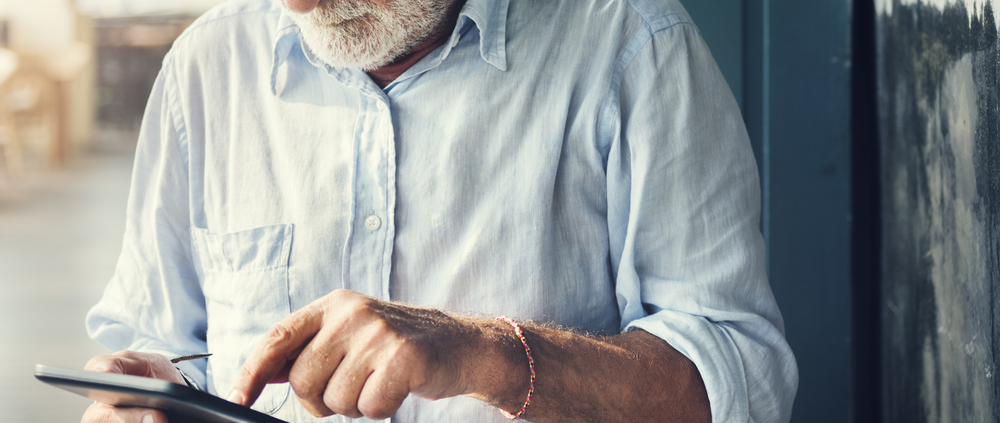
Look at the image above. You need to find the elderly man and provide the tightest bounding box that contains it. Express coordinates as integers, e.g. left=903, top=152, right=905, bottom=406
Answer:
left=82, top=0, right=798, bottom=421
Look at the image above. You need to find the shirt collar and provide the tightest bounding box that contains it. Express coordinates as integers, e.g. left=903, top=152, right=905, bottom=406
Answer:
left=459, top=0, right=509, bottom=71
left=270, top=11, right=302, bottom=95
left=269, top=0, right=509, bottom=95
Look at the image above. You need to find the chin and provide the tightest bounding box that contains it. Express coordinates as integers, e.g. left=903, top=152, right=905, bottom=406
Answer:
left=304, top=34, right=409, bottom=70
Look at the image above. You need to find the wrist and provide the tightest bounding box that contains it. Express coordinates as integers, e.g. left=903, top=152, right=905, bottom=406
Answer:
left=463, top=319, right=534, bottom=415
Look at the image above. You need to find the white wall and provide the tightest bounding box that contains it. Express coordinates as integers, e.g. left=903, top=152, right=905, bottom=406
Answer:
left=0, top=0, right=232, bottom=51
left=75, top=0, right=230, bottom=17
left=0, top=0, right=76, bottom=52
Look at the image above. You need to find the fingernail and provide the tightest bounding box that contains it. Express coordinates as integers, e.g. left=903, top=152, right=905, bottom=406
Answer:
left=142, top=414, right=155, bottom=423
left=227, top=390, right=243, bottom=404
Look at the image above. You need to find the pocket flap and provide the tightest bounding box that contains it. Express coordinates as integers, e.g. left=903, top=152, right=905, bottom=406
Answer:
left=192, top=224, right=293, bottom=272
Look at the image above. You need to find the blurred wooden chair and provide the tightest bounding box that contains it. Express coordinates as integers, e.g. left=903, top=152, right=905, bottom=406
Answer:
left=0, top=47, right=21, bottom=193
left=15, top=41, right=91, bottom=168
left=36, top=40, right=92, bottom=167
left=0, top=40, right=90, bottom=190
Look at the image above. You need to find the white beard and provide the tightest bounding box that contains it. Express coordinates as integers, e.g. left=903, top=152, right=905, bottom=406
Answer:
left=284, top=0, right=451, bottom=70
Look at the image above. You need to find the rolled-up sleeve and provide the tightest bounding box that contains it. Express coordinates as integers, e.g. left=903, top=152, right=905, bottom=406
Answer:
left=85, top=55, right=209, bottom=389
left=606, top=21, right=798, bottom=423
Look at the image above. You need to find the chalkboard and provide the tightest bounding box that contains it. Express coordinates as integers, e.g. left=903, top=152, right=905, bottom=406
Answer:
left=878, top=0, right=1000, bottom=420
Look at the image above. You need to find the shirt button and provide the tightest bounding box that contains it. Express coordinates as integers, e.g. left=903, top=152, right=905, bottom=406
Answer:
left=365, top=215, right=382, bottom=231
left=452, top=34, right=461, bottom=48
left=376, top=102, right=386, bottom=111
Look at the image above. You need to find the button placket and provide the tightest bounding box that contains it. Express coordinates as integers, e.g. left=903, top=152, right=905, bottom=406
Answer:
left=347, top=93, right=396, bottom=299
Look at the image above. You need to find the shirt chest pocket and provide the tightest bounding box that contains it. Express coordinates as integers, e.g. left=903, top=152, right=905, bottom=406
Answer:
left=192, top=224, right=293, bottom=415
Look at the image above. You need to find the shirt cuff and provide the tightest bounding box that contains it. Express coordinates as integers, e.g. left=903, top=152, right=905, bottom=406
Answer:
left=139, top=349, right=209, bottom=393
left=625, top=311, right=749, bottom=423
left=176, top=367, right=202, bottom=391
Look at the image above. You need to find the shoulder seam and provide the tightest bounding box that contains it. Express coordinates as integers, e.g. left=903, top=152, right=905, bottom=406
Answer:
left=173, top=5, right=278, bottom=47
left=624, top=0, right=693, bottom=33
left=162, top=55, right=192, bottom=180
left=595, top=15, right=694, bottom=165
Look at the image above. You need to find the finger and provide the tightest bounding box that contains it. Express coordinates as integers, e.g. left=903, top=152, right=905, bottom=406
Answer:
left=85, top=355, right=120, bottom=373
left=267, top=358, right=296, bottom=384
left=85, top=352, right=181, bottom=384
left=85, top=353, right=146, bottom=376
left=319, top=352, right=372, bottom=419
left=286, top=332, right=347, bottom=417
left=357, top=367, right=410, bottom=420
left=82, top=401, right=169, bottom=423
left=229, top=303, right=325, bottom=406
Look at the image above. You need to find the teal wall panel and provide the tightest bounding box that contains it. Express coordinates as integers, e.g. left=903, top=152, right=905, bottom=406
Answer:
left=677, top=1, right=854, bottom=421
left=680, top=0, right=745, bottom=109
left=766, top=0, right=853, bottom=422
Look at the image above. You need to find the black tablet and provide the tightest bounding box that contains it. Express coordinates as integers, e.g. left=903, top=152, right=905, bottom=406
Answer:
left=34, top=364, right=287, bottom=423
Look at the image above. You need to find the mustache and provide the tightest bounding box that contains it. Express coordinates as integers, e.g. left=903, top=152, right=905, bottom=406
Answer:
left=299, top=0, right=382, bottom=25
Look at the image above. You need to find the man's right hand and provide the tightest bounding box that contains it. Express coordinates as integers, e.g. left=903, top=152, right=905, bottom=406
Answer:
left=81, top=351, right=186, bottom=423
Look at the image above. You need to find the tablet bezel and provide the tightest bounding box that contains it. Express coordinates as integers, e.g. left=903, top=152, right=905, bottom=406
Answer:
left=34, top=364, right=287, bottom=423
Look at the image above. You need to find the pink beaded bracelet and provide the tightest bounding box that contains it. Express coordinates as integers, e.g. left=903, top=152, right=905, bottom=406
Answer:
left=496, top=316, right=536, bottom=420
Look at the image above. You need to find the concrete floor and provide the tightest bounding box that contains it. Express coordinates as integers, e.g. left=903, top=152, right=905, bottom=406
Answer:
left=0, top=151, right=135, bottom=422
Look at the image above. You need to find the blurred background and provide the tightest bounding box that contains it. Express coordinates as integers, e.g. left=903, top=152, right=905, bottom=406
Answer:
left=0, top=0, right=997, bottom=422
left=0, top=1, right=224, bottom=421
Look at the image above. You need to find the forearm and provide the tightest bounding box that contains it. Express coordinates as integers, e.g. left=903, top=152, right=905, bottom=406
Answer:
left=465, top=321, right=711, bottom=423
left=229, top=291, right=713, bottom=421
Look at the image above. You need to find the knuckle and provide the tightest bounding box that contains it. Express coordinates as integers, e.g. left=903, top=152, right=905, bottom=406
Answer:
left=327, top=289, right=356, bottom=308
left=87, top=354, right=125, bottom=374
left=347, top=299, right=375, bottom=319
left=298, top=397, right=334, bottom=418
left=323, top=386, right=362, bottom=418
left=301, top=404, right=329, bottom=418
left=235, top=364, right=256, bottom=389
left=330, top=289, right=355, bottom=300
left=239, top=353, right=267, bottom=380
left=84, top=356, right=108, bottom=372
left=358, top=399, right=395, bottom=420
left=371, top=317, right=393, bottom=334
left=359, top=383, right=407, bottom=419
left=288, top=371, right=323, bottom=403
left=264, top=323, right=295, bottom=348
left=299, top=400, right=328, bottom=418
left=325, top=398, right=362, bottom=419
left=113, top=350, right=139, bottom=361
left=105, top=357, right=127, bottom=374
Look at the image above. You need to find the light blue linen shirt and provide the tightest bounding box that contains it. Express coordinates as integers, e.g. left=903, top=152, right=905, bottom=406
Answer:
left=86, top=0, right=798, bottom=421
